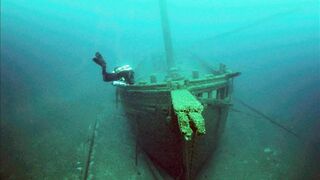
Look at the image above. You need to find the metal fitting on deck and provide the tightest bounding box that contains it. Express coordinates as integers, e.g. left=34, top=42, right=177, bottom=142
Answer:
left=192, top=70, right=199, bottom=79
left=150, top=74, right=157, bottom=83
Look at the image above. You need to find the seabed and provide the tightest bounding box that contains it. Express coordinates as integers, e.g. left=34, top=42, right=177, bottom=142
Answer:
left=75, top=101, right=318, bottom=180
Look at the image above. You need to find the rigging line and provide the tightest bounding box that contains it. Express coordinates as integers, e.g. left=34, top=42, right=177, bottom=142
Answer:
left=234, top=97, right=300, bottom=139
left=192, top=50, right=300, bottom=138
left=233, top=99, right=320, bottom=153
left=230, top=107, right=261, bottom=119
left=83, top=118, right=99, bottom=180
left=186, top=7, right=301, bottom=50
left=188, top=52, right=220, bottom=74
left=193, top=55, right=320, bottom=152
left=136, top=9, right=301, bottom=73
left=235, top=98, right=320, bottom=153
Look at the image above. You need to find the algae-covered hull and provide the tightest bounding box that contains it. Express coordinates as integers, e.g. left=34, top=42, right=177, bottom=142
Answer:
left=115, top=71, right=239, bottom=179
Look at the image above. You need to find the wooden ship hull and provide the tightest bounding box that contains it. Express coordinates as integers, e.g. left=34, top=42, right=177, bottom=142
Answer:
left=112, top=0, right=240, bottom=179
left=115, top=70, right=239, bottom=179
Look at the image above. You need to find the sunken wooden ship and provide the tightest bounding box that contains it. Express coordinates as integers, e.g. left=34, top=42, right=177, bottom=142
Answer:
left=114, top=0, right=240, bottom=179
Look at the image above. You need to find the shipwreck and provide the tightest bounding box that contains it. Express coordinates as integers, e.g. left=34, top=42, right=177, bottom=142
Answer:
left=113, top=0, right=240, bottom=179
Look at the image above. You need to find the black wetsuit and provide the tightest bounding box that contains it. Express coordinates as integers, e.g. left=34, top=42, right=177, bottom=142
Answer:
left=102, top=66, right=134, bottom=84
left=93, top=52, right=134, bottom=85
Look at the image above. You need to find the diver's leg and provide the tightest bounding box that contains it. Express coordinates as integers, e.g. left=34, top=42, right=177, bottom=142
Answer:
left=102, top=67, right=108, bottom=81
left=93, top=52, right=110, bottom=81
left=92, top=52, right=106, bottom=68
left=103, top=72, right=119, bottom=82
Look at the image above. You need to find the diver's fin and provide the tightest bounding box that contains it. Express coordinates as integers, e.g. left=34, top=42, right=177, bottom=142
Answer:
left=92, top=52, right=106, bottom=67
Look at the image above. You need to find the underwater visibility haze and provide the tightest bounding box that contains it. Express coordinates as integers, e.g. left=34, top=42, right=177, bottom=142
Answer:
left=1, top=0, right=319, bottom=179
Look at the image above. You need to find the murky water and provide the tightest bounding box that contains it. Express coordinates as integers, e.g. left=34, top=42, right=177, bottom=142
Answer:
left=1, top=0, right=319, bottom=179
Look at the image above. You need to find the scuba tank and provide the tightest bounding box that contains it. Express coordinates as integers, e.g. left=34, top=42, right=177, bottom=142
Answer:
left=113, top=65, right=133, bottom=73
left=112, top=65, right=135, bottom=85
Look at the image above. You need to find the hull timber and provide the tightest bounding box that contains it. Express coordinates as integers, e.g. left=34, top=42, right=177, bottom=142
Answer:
left=116, top=71, right=239, bottom=179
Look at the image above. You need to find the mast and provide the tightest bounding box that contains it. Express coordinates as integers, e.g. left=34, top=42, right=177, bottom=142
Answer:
left=159, top=0, right=175, bottom=70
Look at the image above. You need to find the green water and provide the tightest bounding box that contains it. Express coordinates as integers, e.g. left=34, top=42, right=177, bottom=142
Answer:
left=1, top=0, right=319, bottom=179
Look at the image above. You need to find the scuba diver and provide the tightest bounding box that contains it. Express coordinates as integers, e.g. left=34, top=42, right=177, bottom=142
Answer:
left=92, top=52, right=135, bottom=85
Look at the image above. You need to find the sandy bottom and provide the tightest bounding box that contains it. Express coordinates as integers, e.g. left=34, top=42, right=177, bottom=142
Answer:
left=1, top=98, right=319, bottom=180
left=78, top=101, right=320, bottom=180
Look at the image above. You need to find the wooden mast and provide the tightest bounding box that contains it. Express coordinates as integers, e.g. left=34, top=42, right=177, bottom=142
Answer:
left=159, top=0, right=175, bottom=70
